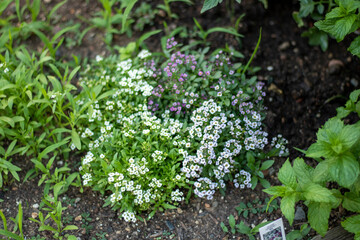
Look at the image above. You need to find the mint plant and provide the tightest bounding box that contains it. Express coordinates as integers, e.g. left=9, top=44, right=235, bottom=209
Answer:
left=264, top=89, right=360, bottom=237
left=294, top=0, right=360, bottom=57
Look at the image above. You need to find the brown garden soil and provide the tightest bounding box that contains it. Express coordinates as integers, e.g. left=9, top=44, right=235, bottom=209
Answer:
left=1, top=0, right=360, bottom=239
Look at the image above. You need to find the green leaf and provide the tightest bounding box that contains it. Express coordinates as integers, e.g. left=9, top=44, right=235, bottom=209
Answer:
left=278, top=159, right=297, bottom=189
left=0, top=230, right=23, bottom=240
left=220, top=222, right=228, bottom=233
left=303, top=183, right=336, bottom=203
left=229, top=214, right=236, bottom=228
left=236, top=221, right=251, bottom=234
left=307, top=202, right=331, bottom=236
left=201, top=0, right=222, bottom=13
left=343, top=192, right=360, bottom=212
left=260, top=160, right=274, bottom=170
left=162, top=203, right=177, bottom=209
left=0, top=116, right=15, bottom=127
left=348, top=36, right=360, bottom=58
left=63, top=225, right=78, bottom=231
left=313, top=161, right=332, bottom=183
left=38, top=139, right=69, bottom=160
left=299, top=0, right=315, bottom=17
left=263, top=186, right=287, bottom=196
left=315, top=14, right=357, bottom=42
left=71, top=129, right=81, bottom=150
left=342, top=214, right=360, bottom=235
left=329, top=153, right=359, bottom=188
left=122, top=0, right=137, bottom=33
left=281, top=194, right=296, bottom=225
left=301, top=27, right=328, bottom=51
left=293, top=157, right=313, bottom=185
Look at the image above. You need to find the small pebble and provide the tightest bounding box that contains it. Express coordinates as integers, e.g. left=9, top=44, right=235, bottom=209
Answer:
left=31, top=212, right=38, bottom=218
left=177, top=208, right=183, bottom=214
left=267, top=66, right=274, bottom=71
left=32, top=203, right=39, bottom=209
left=278, top=42, right=290, bottom=51
left=75, top=215, right=82, bottom=221
left=350, top=78, right=359, bottom=87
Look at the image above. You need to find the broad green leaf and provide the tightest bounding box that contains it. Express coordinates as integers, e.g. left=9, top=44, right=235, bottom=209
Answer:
left=339, top=0, right=360, bottom=12
left=278, top=159, right=297, bottom=189
left=263, top=186, right=287, bottom=196
left=326, top=7, right=347, bottom=19
left=301, top=27, right=328, bottom=51
left=348, top=36, right=360, bottom=58
left=299, top=0, right=315, bottom=17
left=306, top=142, right=332, bottom=159
left=316, top=14, right=357, bottom=41
left=307, top=202, right=331, bottom=236
left=303, top=183, right=336, bottom=203
left=329, top=152, right=359, bottom=188
left=201, top=0, right=222, bottom=13
left=293, top=157, right=313, bottom=185
left=260, top=160, right=274, bottom=170
left=280, top=194, right=296, bottom=225
left=313, top=161, right=332, bottom=183
left=338, top=124, right=360, bottom=150
left=342, top=214, right=360, bottom=235
left=236, top=221, right=251, bottom=234
left=343, top=192, right=360, bottom=212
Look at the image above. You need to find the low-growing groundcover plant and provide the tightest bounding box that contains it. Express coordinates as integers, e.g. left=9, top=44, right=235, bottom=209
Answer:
left=264, top=89, right=360, bottom=238
left=77, top=39, right=289, bottom=222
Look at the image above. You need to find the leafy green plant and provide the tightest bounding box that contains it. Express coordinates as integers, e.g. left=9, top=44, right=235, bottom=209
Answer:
left=201, top=0, right=268, bottom=13
left=220, top=214, right=270, bottom=239
left=235, top=197, right=279, bottom=218
left=294, top=0, right=360, bottom=57
left=286, top=223, right=311, bottom=240
left=81, top=212, right=93, bottom=235
left=0, top=203, right=24, bottom=240
left=29, top=188, right=78, bottom=240
left=264, top=89, right=360, bottom=237
left=91, top=231, right=107, bottom=240
left=0, top=140, right=21, bottom=188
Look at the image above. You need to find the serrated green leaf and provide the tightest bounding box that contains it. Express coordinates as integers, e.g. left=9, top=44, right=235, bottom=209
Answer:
left=343, top=192, right=360, bottom=212
left=281, top=194, right=296, bottom=225
left=348, top=36, right=360, bottom=58
left=313, top=161, right=332, bottom=183
left=329, top=152, right=359, bottom=188
left=263, top=186, right=287, bottom=196
left=278, top=159, right=297, bottom=189
left=299, top=0, right=315, bottom=17
left=303, top=183, right=336, bottom=203
left=341, top=214, right=360, bottom=235
left=307, top=202, right=331, bottom=236
left=293, top=157, right=313, bottom=185
left=201, top=0, right=222, bottom=13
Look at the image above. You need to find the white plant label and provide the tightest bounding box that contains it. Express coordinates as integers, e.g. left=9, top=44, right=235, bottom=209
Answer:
left=259, top=218, right=286, bottom=240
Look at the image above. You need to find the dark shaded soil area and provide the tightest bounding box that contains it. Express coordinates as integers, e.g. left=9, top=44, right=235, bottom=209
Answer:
left=1, top=0, right=359, bottom=239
